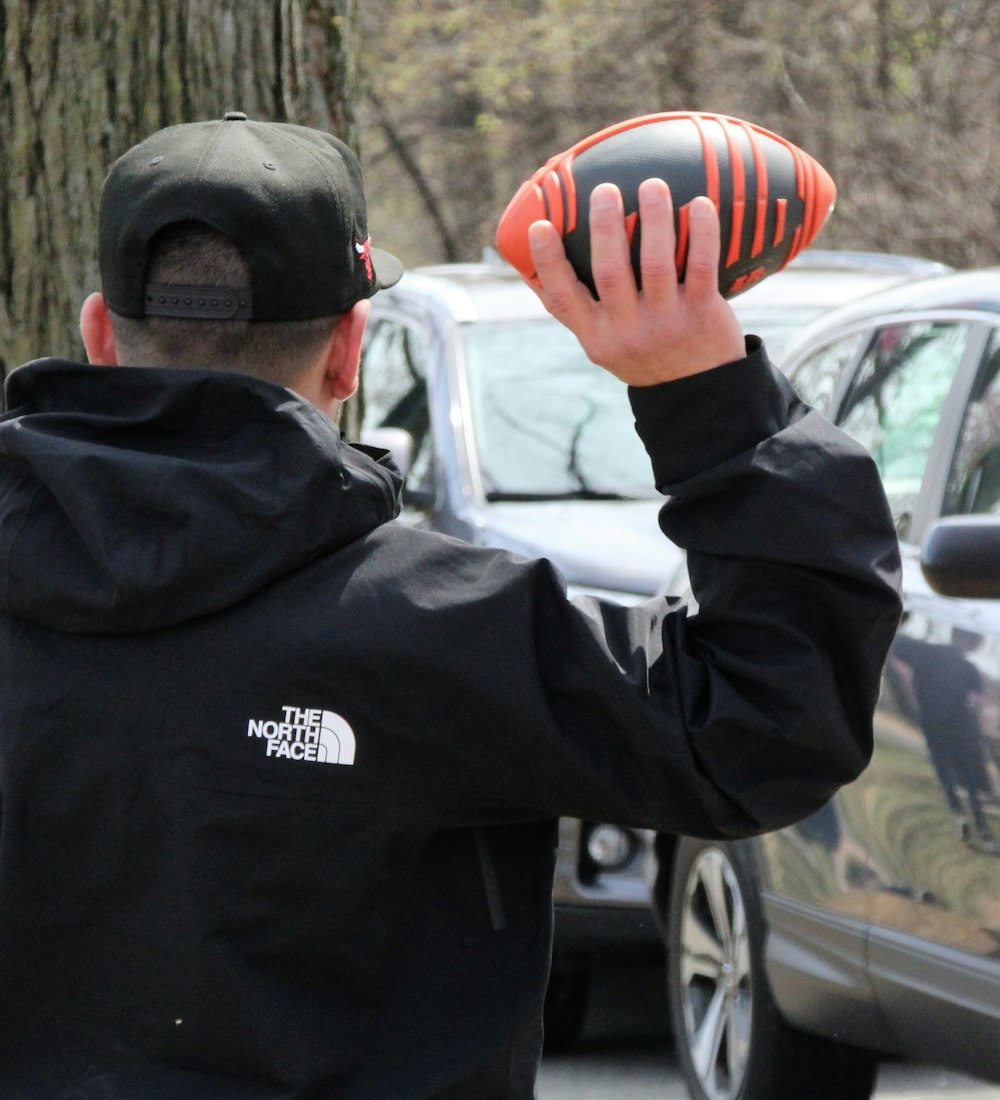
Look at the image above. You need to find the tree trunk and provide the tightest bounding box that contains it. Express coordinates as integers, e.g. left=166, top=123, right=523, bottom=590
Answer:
left=0, top=0, right=360, bottom=433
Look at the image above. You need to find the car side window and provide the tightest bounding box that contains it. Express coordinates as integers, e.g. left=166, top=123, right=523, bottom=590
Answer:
left=943, top=326, right=1000, bottom=518
left=788, top=331, right=868, bottom=413
left=361, top=319, right=434, bottom=493
left=834, top=321, right=971, bottom=539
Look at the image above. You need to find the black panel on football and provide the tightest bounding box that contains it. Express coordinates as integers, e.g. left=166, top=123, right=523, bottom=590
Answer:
left=566, top=122, right=706, bottom=295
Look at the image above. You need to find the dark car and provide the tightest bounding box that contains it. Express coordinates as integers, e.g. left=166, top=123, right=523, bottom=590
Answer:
left=360, top=253, right=948, bottom=1047
left=655, top=268, right=1000, bottom=1099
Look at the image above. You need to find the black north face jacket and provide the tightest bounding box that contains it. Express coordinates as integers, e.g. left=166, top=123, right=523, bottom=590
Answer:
left=0, top=343, right=901, bottom=1098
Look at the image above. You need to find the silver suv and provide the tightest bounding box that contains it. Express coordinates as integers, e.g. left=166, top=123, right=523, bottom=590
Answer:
left=360, top=254, right=948, bottom=1048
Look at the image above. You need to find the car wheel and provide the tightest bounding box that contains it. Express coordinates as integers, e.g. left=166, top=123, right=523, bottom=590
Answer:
left=543, top=965, right=590, bottom=1052
left=665, top=837, right=878, bottom=1100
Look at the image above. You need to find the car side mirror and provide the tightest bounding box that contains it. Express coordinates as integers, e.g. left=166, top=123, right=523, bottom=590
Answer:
left=359, top=427, right=414, bottom=480
left=358, top=427, right=438, bottom=510
left=920, top=515, right=1000, bottom=599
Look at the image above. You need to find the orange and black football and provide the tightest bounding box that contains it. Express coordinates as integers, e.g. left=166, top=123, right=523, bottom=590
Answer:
left=495, top=112, right=837, bottom=299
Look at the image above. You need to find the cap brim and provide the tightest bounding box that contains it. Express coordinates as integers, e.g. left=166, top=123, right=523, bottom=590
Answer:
left=371, top=247, right=404, bottom=292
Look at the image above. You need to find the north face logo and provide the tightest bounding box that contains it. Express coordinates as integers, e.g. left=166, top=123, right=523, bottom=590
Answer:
left=247, top=705, right=356, bottom=765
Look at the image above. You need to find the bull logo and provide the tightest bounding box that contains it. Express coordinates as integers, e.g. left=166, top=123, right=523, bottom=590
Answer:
left=355, top=236, right=374, bottom=282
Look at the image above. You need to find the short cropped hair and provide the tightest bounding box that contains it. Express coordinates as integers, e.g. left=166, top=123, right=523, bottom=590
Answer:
left=109, top=222, right=339, bottom=386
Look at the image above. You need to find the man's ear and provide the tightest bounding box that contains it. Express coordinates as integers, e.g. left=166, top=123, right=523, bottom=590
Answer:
left=80, top=293, right=120, bottom=366
left=322, top=299, right=371, bottom=402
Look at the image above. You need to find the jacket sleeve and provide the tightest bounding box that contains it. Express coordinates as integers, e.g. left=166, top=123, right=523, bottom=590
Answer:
left=516, top=338, right=902, bottom=838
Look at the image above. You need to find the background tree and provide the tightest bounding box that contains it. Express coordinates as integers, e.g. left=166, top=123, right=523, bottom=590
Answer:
left=357, top=0, right=1000, bottom=274
left=0, top=0, right=361, bottom=433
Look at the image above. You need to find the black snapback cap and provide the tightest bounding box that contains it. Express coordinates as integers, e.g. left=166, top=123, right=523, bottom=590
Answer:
left=99, top=111, right=403, bottom=321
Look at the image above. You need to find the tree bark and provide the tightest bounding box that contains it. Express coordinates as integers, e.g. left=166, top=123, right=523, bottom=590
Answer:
left=365, top=86, right=460, bottom=262
left=0, top=0, right=359, bottom=405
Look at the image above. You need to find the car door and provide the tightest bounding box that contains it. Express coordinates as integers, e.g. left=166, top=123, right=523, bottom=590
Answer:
left=360, top=311, right=442, bottom=523
left=760, top=319, right=975, bottom=907
left=834, top=320, right=1000, bottom=1079
left=742, top=319, right=975, bottom=1046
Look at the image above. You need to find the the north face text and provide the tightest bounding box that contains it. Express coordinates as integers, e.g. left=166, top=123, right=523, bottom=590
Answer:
left=247, top=705, right=356, bottom=765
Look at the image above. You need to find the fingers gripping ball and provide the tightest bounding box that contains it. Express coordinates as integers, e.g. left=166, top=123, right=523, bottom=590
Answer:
left=495, top=112, right=837, bottom=300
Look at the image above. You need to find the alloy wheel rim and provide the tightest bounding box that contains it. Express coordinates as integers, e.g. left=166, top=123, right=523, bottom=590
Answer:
left=677, top=847, right=753, bottom=1100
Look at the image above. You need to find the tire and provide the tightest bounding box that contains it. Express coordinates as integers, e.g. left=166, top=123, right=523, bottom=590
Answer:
left=542, top=965, right=590, bottom=1052
left=665, top=837, right=878, bottom=1100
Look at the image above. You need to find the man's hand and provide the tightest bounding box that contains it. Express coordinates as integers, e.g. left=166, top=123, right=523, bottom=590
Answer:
left=527, top=179, right=746, bottom=387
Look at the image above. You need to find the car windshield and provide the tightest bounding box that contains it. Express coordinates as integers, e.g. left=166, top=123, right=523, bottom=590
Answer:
left=461, top=318, right=659, bottom=500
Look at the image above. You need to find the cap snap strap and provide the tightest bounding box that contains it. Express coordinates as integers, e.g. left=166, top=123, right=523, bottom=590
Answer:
left=143, top=284, right=253, bottom=320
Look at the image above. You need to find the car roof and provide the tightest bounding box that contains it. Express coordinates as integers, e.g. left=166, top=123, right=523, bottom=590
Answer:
left=381, top=263, right=548, bottom=324
left=380, top=250, right=956, bottom=326
left=781, top=267, right=1000, bottom=365
left=731, top=250, right=952, bottom=309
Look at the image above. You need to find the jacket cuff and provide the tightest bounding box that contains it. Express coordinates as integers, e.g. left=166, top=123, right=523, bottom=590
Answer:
left=628, top=337, right=798, bottom=488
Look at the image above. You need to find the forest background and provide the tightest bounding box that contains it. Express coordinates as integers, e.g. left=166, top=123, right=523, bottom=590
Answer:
left=2, top=0, right=1000, bottom=407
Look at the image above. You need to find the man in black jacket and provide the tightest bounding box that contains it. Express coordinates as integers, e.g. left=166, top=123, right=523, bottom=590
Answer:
left=0, top=114, right=901, bottom=1098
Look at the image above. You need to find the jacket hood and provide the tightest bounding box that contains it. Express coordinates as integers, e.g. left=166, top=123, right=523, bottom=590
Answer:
left=0, top=359, right=401, bottom=633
